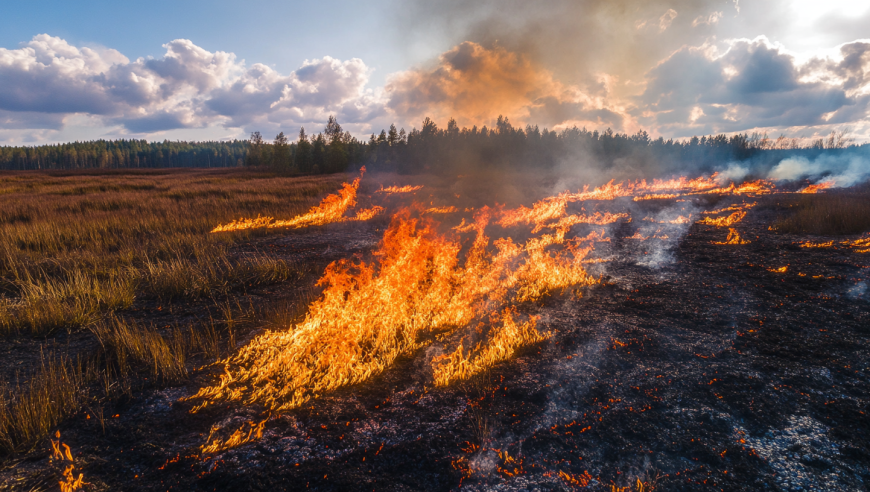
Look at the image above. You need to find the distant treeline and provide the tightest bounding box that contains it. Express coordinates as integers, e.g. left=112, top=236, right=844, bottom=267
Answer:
left=1, top=115, right=863, bottom=176
left=0, top=140, right=248, bottom=170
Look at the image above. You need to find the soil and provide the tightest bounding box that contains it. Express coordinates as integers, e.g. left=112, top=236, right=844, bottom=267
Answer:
left=2, top=193, right=869, bottom=492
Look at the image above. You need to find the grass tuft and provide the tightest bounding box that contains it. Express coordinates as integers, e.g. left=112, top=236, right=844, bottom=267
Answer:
left=0, top=354, right=93, bottom=455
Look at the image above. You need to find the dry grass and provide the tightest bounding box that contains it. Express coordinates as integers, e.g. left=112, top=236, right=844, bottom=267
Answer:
left=774, top=193, right=870, bottom=235
left=0, top=312, right=236, bottom=455
left=0, top=169, right=343, bottom=336
left=0, top=168, right=344, bottom=455
left=0, top=354, right=95, bottom=454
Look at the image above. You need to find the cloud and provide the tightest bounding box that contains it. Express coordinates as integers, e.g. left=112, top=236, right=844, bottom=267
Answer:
left=1, top=30, right=869, bottom=144
left=385, top=41, right=626, bottom=130
left=0, top=34, right=385, bottom=136
left=659, top=9, right=679, bottom=32
left=637, top=37, right=870, bottom=136
left=692, top=11, right=723, bottom=27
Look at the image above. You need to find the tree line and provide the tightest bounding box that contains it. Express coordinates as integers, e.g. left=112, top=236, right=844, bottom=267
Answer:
left=0, top=115, right=860, bottom=176
left=0, top=139, right=248, bottom=171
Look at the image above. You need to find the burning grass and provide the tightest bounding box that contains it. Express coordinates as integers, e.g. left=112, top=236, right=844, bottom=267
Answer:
left=773, top=193, right=870, bottom=235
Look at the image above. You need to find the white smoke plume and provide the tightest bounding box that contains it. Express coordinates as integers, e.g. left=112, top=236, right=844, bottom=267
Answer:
left=768, top=153, right=870, bottom=187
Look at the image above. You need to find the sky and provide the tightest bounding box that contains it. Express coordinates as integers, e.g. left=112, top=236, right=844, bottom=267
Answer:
left=1, top=0, right=869, bottom=145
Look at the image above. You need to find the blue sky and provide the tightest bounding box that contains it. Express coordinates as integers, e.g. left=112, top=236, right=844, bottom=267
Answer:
left=2, top=0, right=870, bottom=145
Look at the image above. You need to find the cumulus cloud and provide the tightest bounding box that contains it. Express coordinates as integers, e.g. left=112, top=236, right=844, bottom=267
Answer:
left=0, top=34, right=385, bottom=136
left=637, top=37, right=870, bottom=137
left=385, top=41, right=626, bottom=130
left=692, top=11, right=723, bottom=27
left=1, top=29, right=869, bottom=144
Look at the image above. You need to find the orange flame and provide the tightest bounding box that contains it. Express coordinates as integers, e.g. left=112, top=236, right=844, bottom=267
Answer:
left=432, top=310, right=547, bottom=386
left=633, top=193, right=680, bottom=201
left=212, top=168, right=379, bottom=232
left=798, top=181, right=833, bottom=194
left=52, top=432, right=88, bottom=492
left=201, top=418, right=267, bottom=455
left=424, top=206, right=459, bottom=214
left=377, top=184, right=424, bottom=194
left=712, top=228, right=750, bottom=245
left=697, top=211, right=747, bottom=227
left=187, top=205, right=597, bottom=423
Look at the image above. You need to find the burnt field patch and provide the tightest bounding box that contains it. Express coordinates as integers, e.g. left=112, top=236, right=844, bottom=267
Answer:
left=1, top=172, right=869, bottom=492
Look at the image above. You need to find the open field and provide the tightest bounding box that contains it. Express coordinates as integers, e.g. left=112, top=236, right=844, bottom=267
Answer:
left=0, top=169, right=869, bottom=491
left=0, top=169, right=348, bottom=457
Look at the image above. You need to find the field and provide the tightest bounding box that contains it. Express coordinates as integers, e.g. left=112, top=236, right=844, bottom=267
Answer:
left=1, top=169, right=869, bottom=491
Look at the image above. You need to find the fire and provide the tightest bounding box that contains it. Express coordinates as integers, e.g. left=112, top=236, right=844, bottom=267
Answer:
left=432, top=310, right=547, bottom=386
left=377, top=184, right=424, bottom=194
left=801, top=240, right=835, bottom=248
left=798, top=181, right=833, bottom=194
left=559, top=470, right=593, bottom=486
left=633, top=193, right=680, bottom=201
left=187, top=202, right=598, bottom=426
left=202, top=418, right=267, bottom=455
left=424, top=206, right=459, bottom=214
left=713, top=228, right=750, bottom=245
left=691, top=180, right=775, bottom=196
left=51, top=432, right=88, bottom=492
left=841, top=234, right=870, bottom=253
left=697, top=211, right=747, bottom=227
left=212, top=168, right=379, bottom=232
left=798, top=235, right=870, bottom=253
left=768, top=266, right=788, bottom=273
left=187, top=171, right=808, bottom=454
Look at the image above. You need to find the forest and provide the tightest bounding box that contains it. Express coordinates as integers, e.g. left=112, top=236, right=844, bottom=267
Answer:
left=0, top=115, right=862, bottom=177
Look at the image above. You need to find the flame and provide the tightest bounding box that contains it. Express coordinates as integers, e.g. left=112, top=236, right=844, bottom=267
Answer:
left=432, top=310, right=547, bottom=386
left=377, top=184, right=423, bottom=194
left=798, top=181, right=833, bottom=194
left=187, top=204, right=597, bottom=422
left=424, top=206, right=459, bottom=214
left=559, top=470, right=594, bottom=486
left=800, top=240, right=835, bottom=248
left=691, top=180, right=774, bottom=196
left=202, top=418, right=267, bottom=455
left=797, top=234, right=870, bottom=253
left=187, top=171, right=817, bottom=454
left=768, top=266, right=788, bottom=273
left=712, top=228, right=750, bottom=245
left=697, top=211, right=747, bottom=227
left=52, top=432, right=88, bottom=492
left=212, top=168, right=378, bottom=232
left=841, top=234, right=870, bottom=253
left=60, top=465, right=87, bottom=492
left=633, top=193, right=680, bottom=201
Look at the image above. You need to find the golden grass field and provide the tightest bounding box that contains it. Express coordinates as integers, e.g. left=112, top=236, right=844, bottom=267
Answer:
left=0, top=168, right=346, bottom=454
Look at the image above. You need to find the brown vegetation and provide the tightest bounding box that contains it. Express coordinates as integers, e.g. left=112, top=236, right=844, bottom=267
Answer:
left=773, top=192, right=870, bottom=235
left=0, top=168, right=344, bottom=455
left=0, top=169, right=342, bottom=336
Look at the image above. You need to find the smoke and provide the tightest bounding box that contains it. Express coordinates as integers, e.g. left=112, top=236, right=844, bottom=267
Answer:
left=716, top=163, right=751, bottom=183
left=397, top=0, right=721, bottom=87
left=386, top=41, right=623, bottom=130
left=768, top=152, right=870, bottom=187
